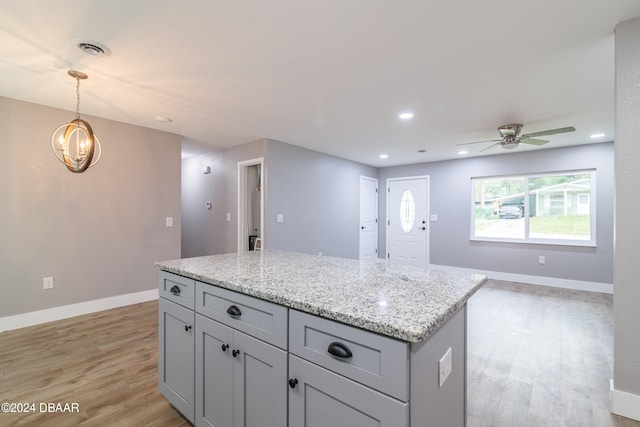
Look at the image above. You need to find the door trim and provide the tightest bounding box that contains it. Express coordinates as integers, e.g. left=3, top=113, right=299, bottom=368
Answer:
left=385, top=175, right=430, bottom=267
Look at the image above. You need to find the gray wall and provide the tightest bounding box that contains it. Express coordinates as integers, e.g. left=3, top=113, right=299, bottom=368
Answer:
left=265, top=140, right=377, bottom=259
left=182, top=139, right=377, bottom=260
left=614, top=17, right=640, bottom=397
left=181, top=139, right=267, bottom=257
left=0, top=96, right=182, bottom=317
left=378, top=143, right=614, bottom=284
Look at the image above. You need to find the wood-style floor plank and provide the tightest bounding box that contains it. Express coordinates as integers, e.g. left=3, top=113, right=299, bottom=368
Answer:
left=467, top=280, right=640, bottom=427
left=1, top=280, right=639, bottom=426
left=0, top=301, right=189, bottom=426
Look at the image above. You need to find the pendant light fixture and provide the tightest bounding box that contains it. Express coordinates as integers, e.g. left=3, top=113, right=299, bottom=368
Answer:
left=51, top=70, right=102, bottom=173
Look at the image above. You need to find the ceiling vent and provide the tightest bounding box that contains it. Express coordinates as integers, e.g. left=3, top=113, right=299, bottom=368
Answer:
left=74, top=40, right=111, bottom=57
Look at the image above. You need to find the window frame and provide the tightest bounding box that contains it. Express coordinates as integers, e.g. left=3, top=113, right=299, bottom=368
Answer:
left=470, top=170, right=596, bottom=247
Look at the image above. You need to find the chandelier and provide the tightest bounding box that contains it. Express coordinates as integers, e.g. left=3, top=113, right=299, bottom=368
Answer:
left=51, top=70, right=102, bottom=173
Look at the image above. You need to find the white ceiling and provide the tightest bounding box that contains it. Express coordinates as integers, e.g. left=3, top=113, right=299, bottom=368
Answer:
left=1, top=1, right=639, bottom=167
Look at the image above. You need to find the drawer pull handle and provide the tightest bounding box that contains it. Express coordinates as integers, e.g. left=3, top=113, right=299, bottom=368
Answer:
left=327, top=342, right=353, bottom=359
left=288, top=378, right=299, bottom=389
left=169, top=285, right=181, bottom=296
left=226, top=305, right=242, bottom=317
left=184, top=325, right=192, bottom=332
left=221, top=344, right=229, bottom=352
left=232, top=349, right=240, bottom=358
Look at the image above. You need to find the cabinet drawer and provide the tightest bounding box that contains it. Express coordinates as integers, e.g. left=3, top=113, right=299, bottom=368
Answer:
left=289, top=310, right=409, bottom=401
left=195, top=282, right=288, bottom=350
left=159, top=271, right=195, bottom=309
left=289, top=355, right=408, bottom=427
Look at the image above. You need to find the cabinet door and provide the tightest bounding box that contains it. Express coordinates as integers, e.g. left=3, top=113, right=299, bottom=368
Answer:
left=195, top=314, right=234, bottom=427
left=234, top=331, right=288, bottom=427
left=159, top=298, right=195, bottom=424
left=289, top=355, right=408, bottom=427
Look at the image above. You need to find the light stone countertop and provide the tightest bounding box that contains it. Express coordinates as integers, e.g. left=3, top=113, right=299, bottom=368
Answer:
left=156, top=250, right=486, bottom=343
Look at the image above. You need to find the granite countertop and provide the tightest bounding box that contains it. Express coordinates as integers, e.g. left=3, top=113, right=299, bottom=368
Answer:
left=156, top=250, right=486, bottom=343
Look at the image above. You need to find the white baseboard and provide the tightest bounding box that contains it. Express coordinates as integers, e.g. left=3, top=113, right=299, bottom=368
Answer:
left=0, top=289, right=159, bottom=333
left=429, top=264, right=613, bottom=294
left=611, top=380, right=640, bottom=421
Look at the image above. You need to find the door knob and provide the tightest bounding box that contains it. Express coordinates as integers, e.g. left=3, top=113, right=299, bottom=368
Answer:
left=288, top=378, right=299, bottom=389
left=420, top=227, right=426, bottom=231
left=221, top=344, right=229, bottom=352
left=232, top=349, right=240, bottom=357
left=361, top=226, right=365, bottom=230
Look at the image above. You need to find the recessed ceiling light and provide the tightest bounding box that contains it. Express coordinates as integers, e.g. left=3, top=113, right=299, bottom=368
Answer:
left=379, top=154, right=389, bottom=159
left=398, top=112, right=414, bottom=120
left=156, top=116, right=173, bottom=123
left=457, top=150, right=468, bottom=155
left=74, top=39, right=111, bottom=57
left=590, top=133, right=605, bottom=138
left=418, top=149, right=426, bottom=153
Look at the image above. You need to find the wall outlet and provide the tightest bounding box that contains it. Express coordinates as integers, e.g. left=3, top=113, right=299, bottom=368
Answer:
left=165, top=217, right=174, bottom=227
left=226, top=213, right=231, bottom=222
left=43, top=277, right=54, bottom=290
left=538, top=255, right=546, bottom=265
left=439, top=347, right=452, bottom=388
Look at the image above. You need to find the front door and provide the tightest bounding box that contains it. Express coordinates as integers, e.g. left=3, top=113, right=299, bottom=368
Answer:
left=387, top=177, right=428, bottom=268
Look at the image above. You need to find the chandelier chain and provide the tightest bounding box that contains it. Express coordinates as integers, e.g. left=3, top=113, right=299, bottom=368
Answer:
left=75, top=77, right=81, bottom=120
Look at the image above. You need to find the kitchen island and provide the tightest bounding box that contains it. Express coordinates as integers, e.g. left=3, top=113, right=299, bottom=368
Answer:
left=156, top=250, right=486, bottom=426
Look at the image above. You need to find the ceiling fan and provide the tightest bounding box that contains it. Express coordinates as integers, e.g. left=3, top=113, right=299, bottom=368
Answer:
left=457, top=124, right=576, bottom=152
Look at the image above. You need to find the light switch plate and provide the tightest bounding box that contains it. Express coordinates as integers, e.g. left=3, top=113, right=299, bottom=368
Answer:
left=276, top=214, right=284, bottom=223
left=165, top=217, right=174, bottom=227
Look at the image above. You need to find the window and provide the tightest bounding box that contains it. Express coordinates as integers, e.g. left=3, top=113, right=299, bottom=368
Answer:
left=471, top=171, right=595, bottom=246
left=399, top=190, right=416, bottom=233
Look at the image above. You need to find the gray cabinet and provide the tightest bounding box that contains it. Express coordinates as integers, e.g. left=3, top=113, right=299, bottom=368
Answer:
left=288, top=310, right=409, bottom=427
left=158, top=297, right=195, bottom=423
left=289, top=355, right=408, bottom=427
left=195, top=313, right=287, bottom=427
left=158, top=270, right=468, bottom=427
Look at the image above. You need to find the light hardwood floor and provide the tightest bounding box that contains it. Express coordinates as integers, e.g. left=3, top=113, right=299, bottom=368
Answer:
left=0, top=301, right=189, bottom=427
left=0, top=280, right=638, bottom=426
left=467, top=280, right=639, bottom=427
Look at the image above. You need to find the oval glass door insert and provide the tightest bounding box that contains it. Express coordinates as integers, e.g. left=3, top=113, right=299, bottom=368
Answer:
left=400, top=190, right=416, bottom=233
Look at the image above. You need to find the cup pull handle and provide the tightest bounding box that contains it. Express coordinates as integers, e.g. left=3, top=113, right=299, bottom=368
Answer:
left=327, top=342, right=353, bottom=359
left=226, top=305, right=242, bottom=317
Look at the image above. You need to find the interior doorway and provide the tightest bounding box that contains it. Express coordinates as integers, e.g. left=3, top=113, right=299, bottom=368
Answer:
left=359, top=176, right=378, bottom=261
left=237, top=158, right=264, bottom=252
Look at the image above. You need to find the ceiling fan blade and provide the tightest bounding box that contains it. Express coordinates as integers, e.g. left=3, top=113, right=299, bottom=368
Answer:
left=520, top=138, right=549, bottom=146
left=521, top=126, right=575, bottom=139
left=479, top=142, right=501, bottom=152
left=456, top=139, right=502, bottom=146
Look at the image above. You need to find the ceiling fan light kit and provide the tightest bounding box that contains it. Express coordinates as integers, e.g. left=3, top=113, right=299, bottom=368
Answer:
left=457, top=123, right=576, bottom=152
